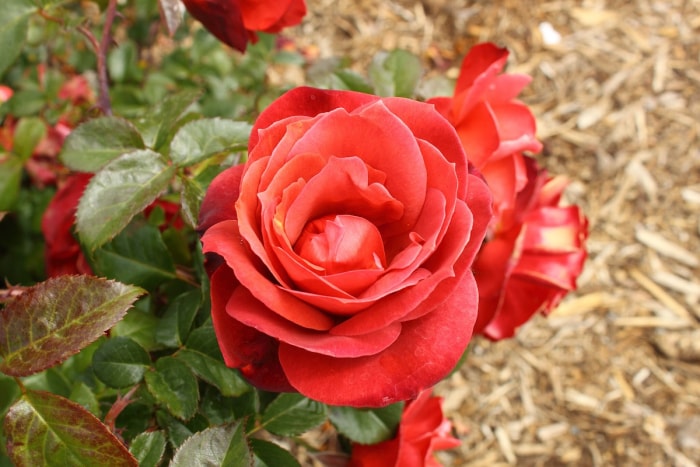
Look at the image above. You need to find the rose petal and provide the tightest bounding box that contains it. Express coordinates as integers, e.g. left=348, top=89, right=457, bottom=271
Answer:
left=228, top=286, right=402, bottom=358
left=209, top=265, right=293, bottom=391
left=201, top=220, right=336, bottom=330
left=198, top=164, right=245, bottom=232
left=278, top=272, right=478, bottom=407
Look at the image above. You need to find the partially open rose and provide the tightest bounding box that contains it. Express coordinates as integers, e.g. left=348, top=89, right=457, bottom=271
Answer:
left=348, top=391, right=460, bottom=467
left=182, top=0, right=306, bottom=52
left=472, top=157, right=588, bottom=340
left=199, top=87, right=492, bottom=407
left=427, top=42, right=542, bottom=230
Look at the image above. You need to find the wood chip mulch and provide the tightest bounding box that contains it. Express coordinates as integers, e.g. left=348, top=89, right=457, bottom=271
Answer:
left=282, top=1, right=700, bottom=465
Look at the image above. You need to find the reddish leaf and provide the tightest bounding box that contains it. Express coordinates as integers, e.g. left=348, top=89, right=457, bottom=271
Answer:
left=0, top=275, right=144, bottom=377
left=4, top=389, right=137, bottom=466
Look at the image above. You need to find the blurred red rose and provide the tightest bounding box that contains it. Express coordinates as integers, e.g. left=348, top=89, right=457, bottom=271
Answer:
left=42, top=173, right=184, bottom=277
left=199, top=86, right=492, bottom=407
left=0, top=85, right=12, bottom=103
left=427, top=42, right=542, bottom=230
left=348, top=391, right=460, bottom=467
left=41, top=173, right=94, bottom=277
left=472, top=157, right=588, bottom=340
left=182, top=0, right=306, bottom=52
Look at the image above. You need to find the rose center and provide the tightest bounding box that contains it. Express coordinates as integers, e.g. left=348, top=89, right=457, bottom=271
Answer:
left=294, top=214, right=387, bottom=275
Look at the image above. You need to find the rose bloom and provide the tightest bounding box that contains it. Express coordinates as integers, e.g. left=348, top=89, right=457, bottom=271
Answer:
left=472, top=156, right=588, bottom=340
left=348, top=391, right=460, bottom=467
left=182, top=0, right=306, bottom=52
left=199, top=87, right=492, bottom=407
left=427, top=42, right=542, bottom=231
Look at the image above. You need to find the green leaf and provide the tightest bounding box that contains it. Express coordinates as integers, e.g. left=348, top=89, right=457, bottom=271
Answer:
left=134, top=89, right=201, bottom=150
left=0, top=374, right=20, bottom=414
left=155, top=290, right=201, bottom=348
left=0, top=276, right=144, bottom=377
left=60, top=117, right=145, bottom=172
left=251, top=438, right=300, bottom=467
left=0, top=0, right=36, bottom=77
left=0, top=157, right=22, bottom=211
left=175, top=348, right=249, bottom=398
left=261, top=393, right=327, bottom=437
left=111, top=303, right=161, bottom=352
left=91, top=221, right=177, bottom=290
left=170, top=422, right=252, bottom=467
left=332, top=69, right=374, bottom=93
left=145, top=356, right=198, bottom=420
left=369, top=49, right=423, bottom=97
left=4, top=389, right=138, bottom=466
left=129, top=431, right=166, bottom=467
left=92, top=337, right=151, bottom=388
left=169, top=118, right=250, bottom=167
left=76, top=149, right=176, bottom=251
left=329, top=402, right=404, bottom=444
left=179, top=175, right=204, bottom=228
left=12, top=117, right=46, bottom=161
left=68, top=381, right=100, bottom=417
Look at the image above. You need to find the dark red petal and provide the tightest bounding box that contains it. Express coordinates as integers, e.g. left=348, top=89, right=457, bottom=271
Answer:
left=197, top=164, right=244, bottom=232
left=182, top=0, right=250, bottom=52
left=209, top=265, right=293, bottom=391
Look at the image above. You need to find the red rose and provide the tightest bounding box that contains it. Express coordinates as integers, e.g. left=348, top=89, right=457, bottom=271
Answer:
left=472, top=157, right=588, bottom=340
left=199, top=87, right=492, bottom=407
left=41, top=173, right=94, bottom=277
left=348, top=391, right=460, bottom=467
left=427, top=42, right=542, bottom=229
left=182, top=0, right=306, bottom=52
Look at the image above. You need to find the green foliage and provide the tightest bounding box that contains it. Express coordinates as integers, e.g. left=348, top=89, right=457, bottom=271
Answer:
left=92, top=336, right=151, bottom=388
left=261, top=393, right=328, bottom=437
left=4, top=389, right=138, bottom=466
left=329, top=402, right=405, bottom=444
left=0, top=0, right=36, bottom=77
left=0, top=276, right=144, bottom=377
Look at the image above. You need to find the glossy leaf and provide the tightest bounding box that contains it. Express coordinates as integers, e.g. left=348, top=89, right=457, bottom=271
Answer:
left=0, top=276, right=144, bottom=377
left=251, top=438, right=301, bottom=467
left=134, top=89, right=201, bottom=150
left=111, top=303, right=161, bottom=352
left=175, top=348, right=249, bottom=397
left=329, top=402, right=404, bottom=444
left=68, top=382, right=100, bottom=417
left=145, top=357, right=198, bottom=420
left=60, top=117, right=145, bottom=172
left=169, top=118, right=250, bottom=167
left=91, top=222, right=177, bottom=290
left=12, top=117, right=46, bottom=161
left=179, top=175, right=204, bottom=228
left=155, top=290, right=201, bottom=348
left=129, top=431, right=166, bottom=467
left=4, top=389, right=137, bottom=466
left=369, top=49, right=423, bottom=98
left=0, top=0, right=36, bottom=77
left=92, top=336, right=151, bottom=388
left=170, top=422, right=252, bottom=467
left=76, top=149, right=176, bottom=251
left=261, top=393, right=327, bottom=437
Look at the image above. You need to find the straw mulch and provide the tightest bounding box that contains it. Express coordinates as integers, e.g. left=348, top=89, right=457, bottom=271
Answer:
left=283, top=0, right=700, bottom=465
